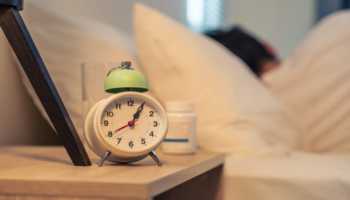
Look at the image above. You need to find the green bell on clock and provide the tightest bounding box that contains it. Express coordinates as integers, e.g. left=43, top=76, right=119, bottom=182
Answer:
left=104, top=61, right=149, bottom=93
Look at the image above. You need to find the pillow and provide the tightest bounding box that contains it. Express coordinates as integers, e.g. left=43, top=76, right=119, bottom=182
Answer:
left=133, top=4, right=301, bottom=156
left=263, top=11, right=350, bottom=153
left=20, top=2, right=138, bottom=138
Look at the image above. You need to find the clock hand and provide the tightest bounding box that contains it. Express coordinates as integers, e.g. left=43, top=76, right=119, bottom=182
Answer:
left=114, top=120, right=136, bottom=133
left=132, top=101, right=146, bottom=123
left=114, top=123, right=129, bottom=133
left=114, top=102, right=146, bottom=133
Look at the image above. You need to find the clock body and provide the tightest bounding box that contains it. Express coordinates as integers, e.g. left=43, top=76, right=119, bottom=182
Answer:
left=84, top=92, right=168, bottom=163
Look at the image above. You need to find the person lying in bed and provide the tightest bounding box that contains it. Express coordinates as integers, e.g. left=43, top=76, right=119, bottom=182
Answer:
left=206, top=26, right=280, bottom=78
left=210, top=12, right=350, bottom=153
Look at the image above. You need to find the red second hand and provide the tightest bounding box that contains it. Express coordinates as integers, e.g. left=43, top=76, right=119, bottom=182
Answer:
left=114, top=120, right=136, bottom=133
left=114, top=102, right=145, bottom=134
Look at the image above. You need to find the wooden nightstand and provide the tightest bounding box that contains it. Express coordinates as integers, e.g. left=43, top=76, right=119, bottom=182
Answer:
left=0, top=146, right=224, bottom=200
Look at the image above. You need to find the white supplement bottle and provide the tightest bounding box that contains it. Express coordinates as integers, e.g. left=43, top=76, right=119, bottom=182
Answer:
left=161, top=102, right=197, bottom=154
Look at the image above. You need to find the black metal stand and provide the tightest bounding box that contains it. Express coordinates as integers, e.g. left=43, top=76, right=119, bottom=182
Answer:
left=0, top=0, right=91, bottom=166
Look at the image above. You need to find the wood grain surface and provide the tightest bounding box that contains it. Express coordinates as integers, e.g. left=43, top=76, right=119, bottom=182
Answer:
left=0, top=146, right=224, bottom=199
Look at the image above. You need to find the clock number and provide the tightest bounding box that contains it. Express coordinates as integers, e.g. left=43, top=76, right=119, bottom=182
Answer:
left=117, top=137, right=122, bottom=144
left=103, top=120, right=109, bottom=126
left=149, top=131, right=155, bottom=137
left=115, top=103, right=121, bottom=110
left=106, top=111, right=114, bottom=117
left=141, top=138, right=146, bottom=145
left=107, top=131, right=113, bottom=137
left=127, top=99, right=134, bottom=106
left=128, top=141, right=134, bottom=148
left=153, top=121, right=158, bottom=127
left=149, top=111, right=154, bottom=117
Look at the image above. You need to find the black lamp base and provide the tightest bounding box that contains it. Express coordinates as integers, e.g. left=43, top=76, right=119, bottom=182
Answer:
left=0, top=0, right=91, bottom=166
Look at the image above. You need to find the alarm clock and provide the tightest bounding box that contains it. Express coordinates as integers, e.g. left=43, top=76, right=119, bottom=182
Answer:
left=84, top=62, right=168, bottom=166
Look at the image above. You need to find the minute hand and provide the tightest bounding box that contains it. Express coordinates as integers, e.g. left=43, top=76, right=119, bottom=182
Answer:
left=132, top=102, right=146, bottom=121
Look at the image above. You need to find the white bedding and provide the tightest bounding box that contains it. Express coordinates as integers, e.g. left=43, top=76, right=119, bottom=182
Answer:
left=223, top=153, right=350, bottom=200
left=134, top=3, right=300, bottom=156
left=263, top=11, right=350, bottom=153
left=236, top=11, right=350, bottom=200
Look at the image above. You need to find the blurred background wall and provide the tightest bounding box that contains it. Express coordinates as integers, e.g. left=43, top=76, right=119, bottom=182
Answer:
left=27, top=0, right=315, bottom=58
left=223, top=1, right=315, bottom=58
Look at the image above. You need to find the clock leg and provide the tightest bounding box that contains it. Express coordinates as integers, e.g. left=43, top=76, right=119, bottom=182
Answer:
left=149, top=151, right=162, bottom=166
left=98, top=151, right=111, bottom=167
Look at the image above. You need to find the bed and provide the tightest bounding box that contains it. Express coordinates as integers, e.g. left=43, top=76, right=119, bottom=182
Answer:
left=1, top=1, right=350, bottom=200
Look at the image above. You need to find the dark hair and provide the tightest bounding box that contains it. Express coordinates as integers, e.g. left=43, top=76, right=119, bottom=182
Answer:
left=206, top=26, right=278, bottom=77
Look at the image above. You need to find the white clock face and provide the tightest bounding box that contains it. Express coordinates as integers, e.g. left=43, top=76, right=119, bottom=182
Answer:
left=96, top=93, right=167, bottom=156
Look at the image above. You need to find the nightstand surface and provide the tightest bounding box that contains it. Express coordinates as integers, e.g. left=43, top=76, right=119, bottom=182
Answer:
left=0, top=146, right=224, bottom=199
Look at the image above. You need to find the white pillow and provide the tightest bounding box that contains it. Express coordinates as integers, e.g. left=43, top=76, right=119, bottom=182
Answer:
left=264, top=11, right=350, bottom=153
left=20, top=2, right=138, bottom=137
left=133, top=4, right=301, bottom=156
